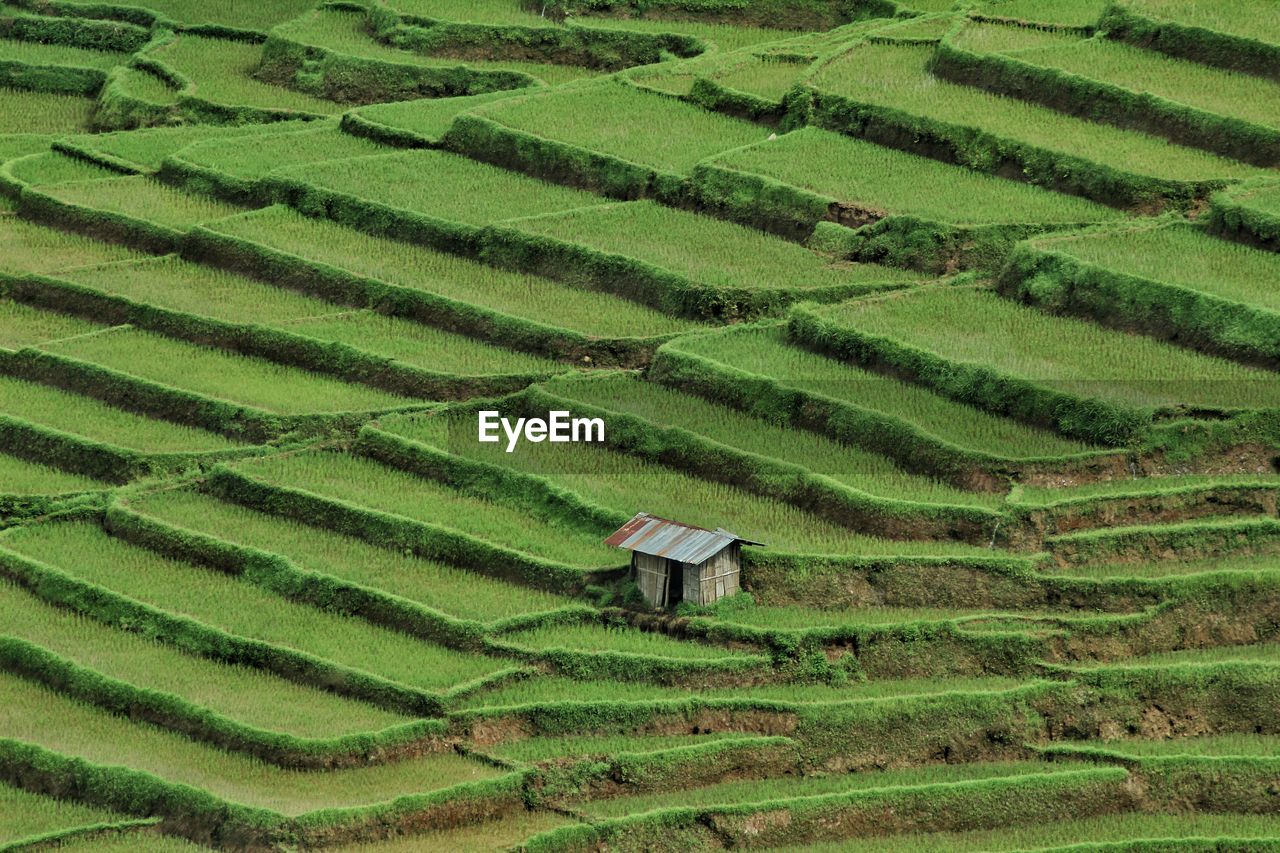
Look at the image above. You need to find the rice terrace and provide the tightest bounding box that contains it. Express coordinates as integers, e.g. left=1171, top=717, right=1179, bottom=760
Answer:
left=1, top=0, right=1279, bottom=849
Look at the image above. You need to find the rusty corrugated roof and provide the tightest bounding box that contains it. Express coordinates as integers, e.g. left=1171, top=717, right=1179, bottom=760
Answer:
left=604, top=512, right=763, bottom=565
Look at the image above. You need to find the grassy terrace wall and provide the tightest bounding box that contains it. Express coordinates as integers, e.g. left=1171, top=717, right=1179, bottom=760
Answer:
left=931, top=26, right=1280, bottom=168
left=996, top=224, right=1280, bottom=369
left=648, top=331, right=1131, bottom=491
left=1099, top=0, right=1280, bottom=82
left=1206, top=179, right=1280, bottom=251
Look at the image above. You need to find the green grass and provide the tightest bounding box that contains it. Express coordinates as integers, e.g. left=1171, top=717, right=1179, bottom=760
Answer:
left=277, top=148, right=610, bottom=225
left=0, top=673, right=500, bottom=816
left=205, top=206, right=698, bottom=338
left=784, top=813, right=1280, bottom=851
left=1014, top=472, right=1280, bottom=505
left=973, top=0, right=1109, bottom=27
left=64, top=121, right=313, bottom=173
left=0, top=298, right=101, bottom=349
left=0, top=579, right=408, bottom=737
left=1057, top=552, right=1280, bottom=580
left=810, top=41, right=1265, bottom=183
left=0, top=452, right=106, bottom=494
left=0, top=35, right=128, bottom=69
left=957, top=22, right=1280, bottom=130
left=349, top=90, right=524, bottom=144
left=129, top=488, right=576, bottom=623
left=172, top=121, right=386, bottom=181
left=711, top=127, right=1120, bottom=226
left=151, top=34, right=346, bottom=114
left=0, top=87, right=93, bottom=134
left=230, top=450, right=623, bottom=568
left=41, top=326, right=418, bottom=414
left=1225, top=180, right=1280, bottom=218
left=0, top=522, right=519, bottom=692
left=52, top=0, right=319, bottom=30
left=570, top=16, right=795, bottom=53
left=112, top=65, right=182, bottom=105
left=329, top=810, right=573, bottom=852
left=672, top=325, right=1102, bottom=457
left=705, top=56, right=809, bottom=100
left=457, top=673, right=1033, bottom=708
left=509, top=201, right=925, bottom=293
left=0, top=375, right=242, bottom=453
left=43, top=832, right=206, bottom=852
left=817, top=286, right=1280, bottom=411
left=276, top=8, right=602, bottom=86
left=1059, top=734, right=1280, bottom=757
left=500, top=622, right=757, bottom=659
left=542, top=374, right=1002, bottom=507
left=474, top=79, right=771, bottom=173
left=59, top=256, right=563, bottom=375
left=388, top=0, right=554, bottom=26
left=0, top=213, right=145, bottom=274
left=421, top=417, right=997, bottom=556
left=705, top=603, right=1062, bottom=630
left=490, top=732, right=746, bottom=762
left=0, top=781, right=128, bottom=845
left=5, top=151, right=119, bottom=186
left=35, top=175, right=246, bottom=230
left=1100, top=643, right=1280, bottom=667
left=1030, top=221, right=1280, bottom=313
left=1119, top=0, right=1280, bottom=45
left=580, top=761, right=1066, bottom=817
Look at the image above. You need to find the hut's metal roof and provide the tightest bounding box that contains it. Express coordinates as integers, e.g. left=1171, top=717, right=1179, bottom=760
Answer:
left=604, top=513, right=763, bottom=565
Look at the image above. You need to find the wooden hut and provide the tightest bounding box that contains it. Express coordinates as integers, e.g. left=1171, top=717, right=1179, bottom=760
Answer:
left=605, top=512, right=763, bottom=609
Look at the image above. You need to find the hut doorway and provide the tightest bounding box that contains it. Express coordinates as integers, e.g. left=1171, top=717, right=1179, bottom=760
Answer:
left=634, top=553, right=683, bottom=608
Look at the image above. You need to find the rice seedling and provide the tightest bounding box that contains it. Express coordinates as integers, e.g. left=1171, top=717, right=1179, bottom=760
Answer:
left=150, top=34, right=346, bottom=114
left=1014, top=473, right=1280, bottom=505
left=130, top=489, right=576, bottom=622
left=41, top=326, right=418, bottom=413
left=0, top=451, right=106, bottom=494
left=277, top=8, right=602, bottom=86
left=973, top=0, right=1111, bottom=28
left=0, top=579, right=408, bottom=737
left=894, top=0, right=960, bottom=12
left=490, top=732, right=745, bottom=762
left=5, top=151, right=119, bottom=186
left=953, top=22, right=1280, bottom=131
left=48, top=833, right=206, bottom=852
left=711, top=127, right=1120, bottom=225
left=64, top=122, right=314, bottom=173
left=570, top=16, right=795, bottom=53
left=172, top=121, right=387, bottom=182
left=1031, top=222, right=1280, bottom=312
left=35, top=175, right=246, bottom=230
left=1228, top=181, right=1280, bottom=218
left=205, top=206, right=701, bottom=338
left=59, top=256, right=564, bottom=375
left=580, top=761, right=1065, bottom=817
left=230, top=451, right=622, bottom=568
left=0, top=216, right=144, bottom=274
left=1117, top=0, right=1280, bottom=45
left=867, top=13, right=956, bottom=41
left=0, top=376, right=242, bottom=453
left=457, top=673, right=1034, bottom=709
left=673, top=326, right=1101, bottom=457
left=50, top=0, right=319, bottom=30
left=0, top=781, right=127, bottom=844
left=275, top=149, right=608, bottom=226
left=1056, top=552, right=1280, bottom=580
left=474, top=80, right=770, bottom=174
left=0, top=522, right=520, bottom=691
left=1099, top=642, right=1280, bottom=667
left=702, top=604, right=1063, bottom=631
left=509, top=201, right=925, bottom=292
left=704, top=56, right=809, bottom=101
left=0, top=298, right=102, bottom=349
left=817, top=286, right=1280, bottom=411
left=1057, top=733, right=1280, bottom=757
left=387, top=0, right=556, bottom=27
left=0, top=87, right=94, bottom=134
left=0, top=673, right=501, bottom=816
left=810, top=42, right=1265, bottom=182
left=499, top=622, right=758, bottom=659
left=348, top=90, right=524, bottom=145
left=787, top=813, right=1280, bottom=852
left=0, top=35, right=128, bottom=69
left=111, top=66, right=182, bottom=105
left=443, top=428, right=997, bottom=556
left=543, top=374, right=1002, bottom=507
left=328, top=810, right=573, bottom=852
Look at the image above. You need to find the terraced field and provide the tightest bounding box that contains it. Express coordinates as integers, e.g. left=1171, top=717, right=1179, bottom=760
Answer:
left=0, top=0, right=1277, bottom=850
